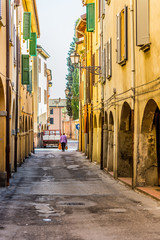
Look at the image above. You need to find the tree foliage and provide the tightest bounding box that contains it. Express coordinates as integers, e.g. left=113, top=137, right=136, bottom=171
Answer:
left=65, top=20, right=79, bottom=119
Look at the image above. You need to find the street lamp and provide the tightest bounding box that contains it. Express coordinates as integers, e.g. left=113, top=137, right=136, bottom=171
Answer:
left=70, top=51, right=80, bottom=65
left=70, top=50, right=102, bottom=75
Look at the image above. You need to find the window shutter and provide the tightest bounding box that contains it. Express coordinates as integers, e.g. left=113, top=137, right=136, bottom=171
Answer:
left=116, top=13, right=121, bottom=63
left=13, top=24, right=16, bottom=65
left=87, top=3, right=95, bottom=32
left=29, top=32, right=37, bottom=56
left=27, top=68, right=32, bottom=93
left=23, top=12, right=31, bottom=40
left=102, top=49, right=106, bottom=83
left=9, top=0, right=11, bottom=41
left=0, top=0, right=2, bottom=20
left=98, top=0, right=101, bottom=18
left=38, top=58, right=41, bottom=73
left=22, top=54, right=30, bottom=85
left=18, top=38, right=20, bottom=72
left=124, top=6, right=128, bottom=60
left=109, top=38, right=112, bottom=78
left=102, top=0, right=105, bottom=16
left=136, top=0, right=149, bottom=46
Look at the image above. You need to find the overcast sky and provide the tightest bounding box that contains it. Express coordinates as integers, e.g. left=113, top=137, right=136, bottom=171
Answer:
left=36, top=0, right=85, bottom=99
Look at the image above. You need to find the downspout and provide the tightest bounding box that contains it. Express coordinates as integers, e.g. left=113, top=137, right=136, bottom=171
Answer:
left=130, top=0, right=136, bottom=188
left=6, top=0, right=10, bottom=185
left=100, top=8, right=104, bottom=170
left=14, top=6, right=19, bottom=172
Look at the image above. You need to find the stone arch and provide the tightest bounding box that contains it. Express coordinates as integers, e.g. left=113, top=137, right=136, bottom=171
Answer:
left=0, top=78, right=5, bottom=111
left=107, top=111, right=114, bottom=171
left=89, top=113, right=93, bottom=160
left=0, top=78, right=6, bottom=175
left=93, top=115, right=97, bottom=128
left=138, top=99, right=160, bottom=186
left=28, top=116, right=30, bottom=130
left=118, top=102, right=133, bottom=178
left=103, top=111, right=108, bottom=169
left=22, top=115, right=25, bottom=132
left=92, top=114, right=98, bottom=162
left=11, top=100, right=16, bottom=171
left=98, top=112, right=102, bottom=128
left=25, top=116, right=28, bottom=132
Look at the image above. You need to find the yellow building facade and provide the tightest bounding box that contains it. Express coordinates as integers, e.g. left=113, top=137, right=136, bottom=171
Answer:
left=78, top=0, right=160, bottom=188
left=0, top=0, right=40, bottom=186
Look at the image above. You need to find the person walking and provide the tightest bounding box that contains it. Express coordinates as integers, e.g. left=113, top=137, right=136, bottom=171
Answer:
left=60, top=133, right=67, bottom=152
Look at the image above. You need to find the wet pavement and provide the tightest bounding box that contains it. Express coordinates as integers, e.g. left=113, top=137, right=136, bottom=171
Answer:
left=0, top=140, right=160, bottom=240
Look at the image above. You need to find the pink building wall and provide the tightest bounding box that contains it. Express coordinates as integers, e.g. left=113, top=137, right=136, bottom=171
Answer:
left=49, top=107, right=63, bottom=131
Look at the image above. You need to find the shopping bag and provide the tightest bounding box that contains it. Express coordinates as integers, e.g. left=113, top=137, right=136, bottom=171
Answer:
left=65, top=145, right=68, bottom=150
left=58, top=143, right=62, bottom=150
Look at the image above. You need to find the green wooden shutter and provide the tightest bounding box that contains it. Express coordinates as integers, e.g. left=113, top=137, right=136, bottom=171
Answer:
left=27, top=68, right=32, bottom=93
left=87, top=3, right=95, bottom=32
left=23, top=12, right=31, bottom=40
left=22, top=54, right=30, bottom=85
left=29, top=32, right=37, bottom=56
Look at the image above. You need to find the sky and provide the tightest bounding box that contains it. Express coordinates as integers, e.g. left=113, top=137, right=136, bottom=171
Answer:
left=36, top=0, right=85, bottom=99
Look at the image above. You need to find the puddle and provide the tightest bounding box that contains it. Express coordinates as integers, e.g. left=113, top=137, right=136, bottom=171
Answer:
left=43, top=218, right=52, bottom=222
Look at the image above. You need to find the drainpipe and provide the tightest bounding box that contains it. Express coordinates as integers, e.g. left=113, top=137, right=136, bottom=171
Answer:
left=130, top=0, right=136, bottom=188
left=14, top=6, right=19, bottom=172
left=6, top=0, right=10, bottom=185
left=100, top=8, right=104, bottom=169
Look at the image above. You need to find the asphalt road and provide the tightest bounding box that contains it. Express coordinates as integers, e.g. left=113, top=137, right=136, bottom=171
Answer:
left=0, top=141, right=160, bottom=240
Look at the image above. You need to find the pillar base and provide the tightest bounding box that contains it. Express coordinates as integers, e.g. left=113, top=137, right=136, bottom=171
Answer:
left=0, top=172, right=7, bottom=187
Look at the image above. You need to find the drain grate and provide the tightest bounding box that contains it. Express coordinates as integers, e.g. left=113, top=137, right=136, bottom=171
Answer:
left=58, top=202, right=85, bottom=206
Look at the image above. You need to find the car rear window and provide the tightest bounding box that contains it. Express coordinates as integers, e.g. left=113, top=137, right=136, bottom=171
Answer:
left=56, top=131, right=60, bottom=135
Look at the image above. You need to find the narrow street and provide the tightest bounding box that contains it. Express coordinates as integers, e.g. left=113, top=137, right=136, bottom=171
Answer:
left=0, top=142, right=160, bottom=240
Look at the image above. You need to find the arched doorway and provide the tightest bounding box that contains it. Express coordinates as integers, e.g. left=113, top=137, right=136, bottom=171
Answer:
left=11, top=100, right=15, bottom=171
left=107, top=111, right=114, bottom=172
left=118, top=102, right=133, bottom=179
left=139, top=99, right=160, bottom=186
left=92, top=115, right=97, bottom=162
left=97, top=113, right=102, bottom=165
left=89, top=113, right=93, bottom=161
left=25, top=116, right=28, bottom=157
left=103, top=111, right=108, bottom=169
left=0, top=78, right=6, bottom=179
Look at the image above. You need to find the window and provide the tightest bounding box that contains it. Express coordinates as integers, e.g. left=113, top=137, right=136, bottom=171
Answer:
left=38, top=58, right=41, bottom=73
left=44, top=63, right=47, bottom=76
left=44, top=90, right=47, bottom=104
left=38, top=87, right=41, bottom=103
left=0, top=0, right=2, bottom=21
left=116, top=6, right=128, bottom=65
left=50, top=109, right=53, bottom=114
left=136, top=0, right=149, bottom=47
left=50, top=118, right=54, bottom=124
left=106, top=38, right=112, bottom=79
